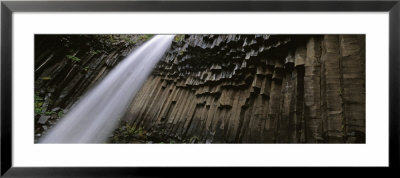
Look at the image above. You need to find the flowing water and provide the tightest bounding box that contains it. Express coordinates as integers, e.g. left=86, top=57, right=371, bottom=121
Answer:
left=40, top=35, right=175, bottom=143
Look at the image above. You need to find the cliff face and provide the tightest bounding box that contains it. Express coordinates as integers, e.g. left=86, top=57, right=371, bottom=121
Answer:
left=116, top=35, right=365, bottom=143
left=34, top=35, right=152, bottom=141
left=35, top=34, right=365, bottom=144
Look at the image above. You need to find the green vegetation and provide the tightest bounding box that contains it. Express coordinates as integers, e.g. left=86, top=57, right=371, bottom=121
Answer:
left=34, top=94, right=65, bottom=119
left=337, top=88, right=344, bottom=96
left=126, top=123, right=136, bottom=135
left=88, top=50, right=97, bottom=55
left=124, top=35, right=154, bottom=45
left=66, top=55, right=81, bottom=63
left=55, top=35, right=156, bottom=60
left=174, top=34, right=185, bottom=42
left=41, top=76, right=52, bottom=80
left=189, top=136, right=199, bottom=143
left=120, top=36, right=136, bottom=45
left=109, top=121, right=205, bottom=143
left=103, top=35, right=154, bottom=47
left=34, top=95, right=43, bottom=115
left=107, top=35, right=116, bottom=43
left=88, top=49, right=102, bottom=56
left=135, top=127, right=145, bottom=137
left=110, top=122, right=149, bottom=143
left=138, top=34, right=154, bottom=41
left=58, top=110, right=64, bottom=118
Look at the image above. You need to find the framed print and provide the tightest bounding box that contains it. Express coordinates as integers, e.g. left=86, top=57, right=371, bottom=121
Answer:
left=1, top=0, right=399, bottom=176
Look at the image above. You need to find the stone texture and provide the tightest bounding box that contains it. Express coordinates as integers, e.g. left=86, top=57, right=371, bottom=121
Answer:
left=119, top=35, right=365, bottom=143
left=35, top=34, right=366, bottom=143
left=34, top=35, right=151, bottom=141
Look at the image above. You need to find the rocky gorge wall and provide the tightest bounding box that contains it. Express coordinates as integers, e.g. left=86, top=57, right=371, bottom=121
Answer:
left=35, top=34, right=365, bottom=144
left=34, top=35, right=152, bottom=142
left=117, top=35, right=365, bottom=143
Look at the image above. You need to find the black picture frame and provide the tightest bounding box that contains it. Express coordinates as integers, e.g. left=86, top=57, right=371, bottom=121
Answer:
left=1, top=0, right=399, bottom=177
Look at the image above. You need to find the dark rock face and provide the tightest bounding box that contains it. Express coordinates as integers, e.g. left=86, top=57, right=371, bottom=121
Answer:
left=119, top=35, right=365, bottom=143
left=35, top=34, right=365, bottom=143
left=34, top=35, right=152, bottom=142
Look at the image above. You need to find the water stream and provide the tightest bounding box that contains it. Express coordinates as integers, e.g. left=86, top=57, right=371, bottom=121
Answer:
left=40, top=35, right=175, bottom=143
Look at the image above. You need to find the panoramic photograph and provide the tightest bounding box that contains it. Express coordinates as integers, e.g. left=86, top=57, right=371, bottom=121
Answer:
left=34, top=34, right=365, bottom=144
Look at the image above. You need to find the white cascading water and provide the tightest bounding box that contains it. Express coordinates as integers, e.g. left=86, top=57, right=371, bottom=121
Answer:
left=40, top=35, right=175, bottom=143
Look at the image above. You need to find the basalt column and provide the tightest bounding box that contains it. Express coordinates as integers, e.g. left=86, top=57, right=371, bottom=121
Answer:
left=117, top=34, right=366, bottom=143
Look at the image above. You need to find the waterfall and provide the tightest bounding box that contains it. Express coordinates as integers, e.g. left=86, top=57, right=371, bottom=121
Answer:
left=40, top=35, right=175, bottom=143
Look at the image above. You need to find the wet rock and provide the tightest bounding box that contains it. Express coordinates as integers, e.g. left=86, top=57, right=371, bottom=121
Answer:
left=38, top=115, right=51, bottom=124
left=35, top=34, right=365, bottom=143
left=51, top=107, right=60, bottom=112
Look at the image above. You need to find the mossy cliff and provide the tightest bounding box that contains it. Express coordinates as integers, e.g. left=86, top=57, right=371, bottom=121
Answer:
left=34, top=34, right=153, bottom=141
